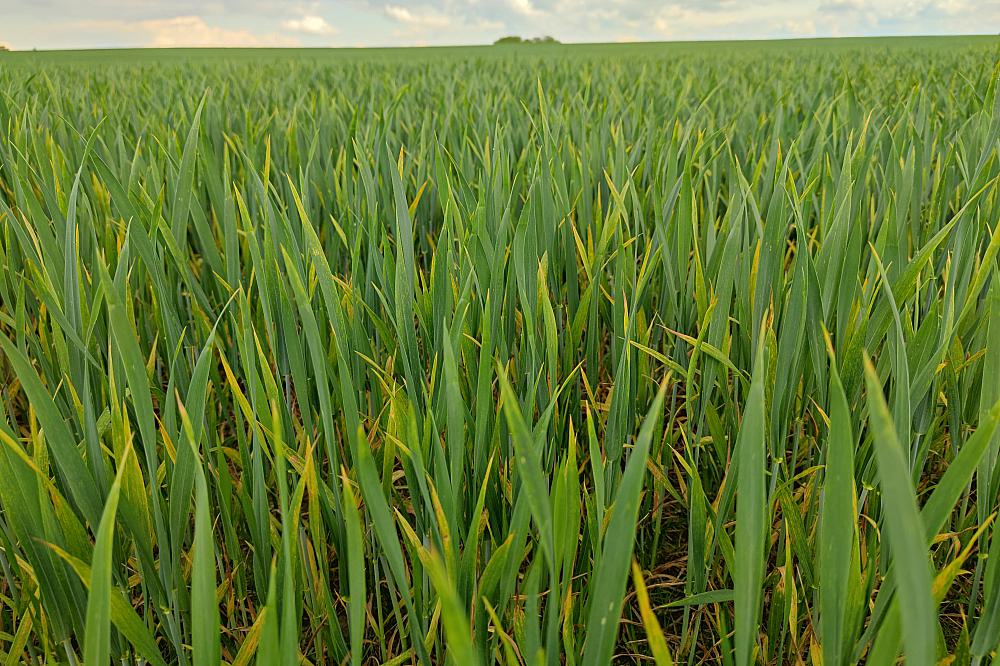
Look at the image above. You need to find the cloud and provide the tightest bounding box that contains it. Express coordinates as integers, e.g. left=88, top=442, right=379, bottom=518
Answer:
left=932, top=0, right=969, bottom=12
left=652, top=4, right=743, bottom=36
left=509, top=0, right=543, bottom=17
left=10, top=0, right=1000, bottom=49
left=380, top=3, right=504, bottom=41
left=83, top=15, right=300, bottom=47
left=785, top=18, right=817, bottom=35
left=282, top=14, right=336, bottom=35
left=384, top=5, right=453, bottom=28
left=819, top=0, right=867, bottom=12
left=815, top=0, right=973, bottom=30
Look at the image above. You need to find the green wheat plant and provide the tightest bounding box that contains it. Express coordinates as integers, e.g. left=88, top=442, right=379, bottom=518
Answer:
left=0, top=36, right=999, bottom=664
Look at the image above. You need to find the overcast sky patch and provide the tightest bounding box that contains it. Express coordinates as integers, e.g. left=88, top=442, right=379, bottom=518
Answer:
left=0, top=0, right=995, bottom=50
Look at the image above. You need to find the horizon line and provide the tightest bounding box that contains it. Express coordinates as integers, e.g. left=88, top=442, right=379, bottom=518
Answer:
left=2, top=32, right=997, bottom=53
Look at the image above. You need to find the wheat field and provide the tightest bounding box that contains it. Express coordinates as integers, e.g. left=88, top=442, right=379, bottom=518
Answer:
left=1, top=36, right=1000, bottom=664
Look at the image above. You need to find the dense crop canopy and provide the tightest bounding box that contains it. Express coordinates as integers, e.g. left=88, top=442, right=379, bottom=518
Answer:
left=1, top=37, right=1000, bottom=664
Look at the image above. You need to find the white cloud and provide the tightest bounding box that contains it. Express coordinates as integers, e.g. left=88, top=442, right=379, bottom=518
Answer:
left=509, top=0, right=543, bottom=17
left=384, top=6, right=417, bottom=22
left=932, top=0, right=968, bottom=12
left=819, top=0, right=867, bottom=11
left=83, top=15, right=300, bottom=47
left=282, top=15, right=336, bottom=35
left=818, top=0, right=954, bottom=22
left=652, top=5, right=741, bottom=36
left=14, top=0, right=1000, bottom=49
left=384, top=5, right=453, bottom=28
left=785, top=18, right=817, bottom=35
left=381, top=3, right=503, bottom=41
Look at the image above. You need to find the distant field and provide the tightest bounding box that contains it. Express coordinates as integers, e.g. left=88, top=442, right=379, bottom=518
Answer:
left=1, top=35, right=1000, bottom=665
left=2, top=34, right=998, bottom=63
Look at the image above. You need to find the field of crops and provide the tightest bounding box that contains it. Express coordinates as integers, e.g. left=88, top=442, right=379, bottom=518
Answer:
left=1, top=36, right=999, bottom=665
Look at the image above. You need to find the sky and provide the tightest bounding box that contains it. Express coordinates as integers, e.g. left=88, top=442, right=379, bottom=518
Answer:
left=0, top=0, right=996, bottom=50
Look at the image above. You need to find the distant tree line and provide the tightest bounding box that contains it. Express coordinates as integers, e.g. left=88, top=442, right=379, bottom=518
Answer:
left=494, top=36, right=560, bottom=45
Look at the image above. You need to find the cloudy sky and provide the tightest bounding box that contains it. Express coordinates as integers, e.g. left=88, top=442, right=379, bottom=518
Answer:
left=0, top=0, right=995, bottom=50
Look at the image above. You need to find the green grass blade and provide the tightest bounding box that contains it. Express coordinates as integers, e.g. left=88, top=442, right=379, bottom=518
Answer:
left=864, top=355, right=935, bottom=666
